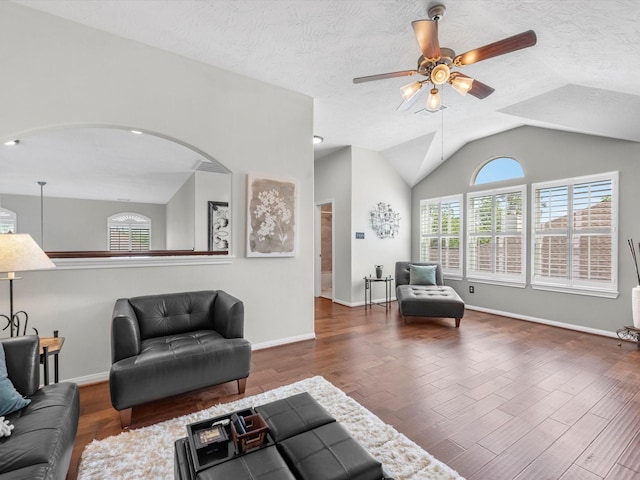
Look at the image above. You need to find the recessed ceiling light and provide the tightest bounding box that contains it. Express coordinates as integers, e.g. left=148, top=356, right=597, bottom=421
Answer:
left=130, top=130, right=143, bottom=135
left=313, top=135, right=324, bottom=145
left=3, top=139, right=20, bottom=146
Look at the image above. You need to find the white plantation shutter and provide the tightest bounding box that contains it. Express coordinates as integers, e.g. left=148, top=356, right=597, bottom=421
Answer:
left=532, top=172, right=617, bottom=296
left=0, top=208, right=17, bottom=233
left=108, top=213, right=151, bottom=251
left=419, top=195, right=463, bottom=278
left=467, top=186, right=526, bottom=285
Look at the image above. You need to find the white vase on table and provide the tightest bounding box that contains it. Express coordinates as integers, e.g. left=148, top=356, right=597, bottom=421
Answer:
left=633, top=286, right=640, bottom=329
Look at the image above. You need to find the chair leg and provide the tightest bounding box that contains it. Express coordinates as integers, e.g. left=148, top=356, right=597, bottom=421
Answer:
left=237, top=377, right=248, bottom=394
left=119, top=408, right=132, bottom=429
left=455, top=318, right=461, bottom=328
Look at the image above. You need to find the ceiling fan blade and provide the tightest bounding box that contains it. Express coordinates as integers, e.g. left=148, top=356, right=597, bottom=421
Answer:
left=468, top=79, right=495, bottom=99
left=412, top=20, right=441, bottom=61
left=453, top=30, right=537, bottom=67
left=353, top=70, right=417, bottom=84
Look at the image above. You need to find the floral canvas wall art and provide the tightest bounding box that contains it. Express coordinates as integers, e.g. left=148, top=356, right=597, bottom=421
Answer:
left=247, top=174, right=296, bottom=257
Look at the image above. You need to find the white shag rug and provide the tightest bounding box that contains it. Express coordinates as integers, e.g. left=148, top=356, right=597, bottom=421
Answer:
left=78, top=376, right=464, bottom=480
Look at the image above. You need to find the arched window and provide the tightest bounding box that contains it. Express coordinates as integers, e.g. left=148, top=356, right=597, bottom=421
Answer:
left=473, top=157, right=524, bottom=185
left=108, top=213, right=151, bottom=251
left=0, top=207, right=17, bottom=233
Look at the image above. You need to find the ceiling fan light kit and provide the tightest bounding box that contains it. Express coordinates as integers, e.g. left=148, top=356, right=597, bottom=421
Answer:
left=353, top=3, right=537, bottom=112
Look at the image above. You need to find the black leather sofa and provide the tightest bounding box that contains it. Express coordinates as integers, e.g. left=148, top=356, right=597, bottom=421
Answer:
left=0, top=336, right=79, bottom=480
left=110, top=290, right=252, bottom=428
left=175, top=392, right=393, bottom=479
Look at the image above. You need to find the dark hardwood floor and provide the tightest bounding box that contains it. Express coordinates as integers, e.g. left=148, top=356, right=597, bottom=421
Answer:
left=68, top=298, right=640, bottom=479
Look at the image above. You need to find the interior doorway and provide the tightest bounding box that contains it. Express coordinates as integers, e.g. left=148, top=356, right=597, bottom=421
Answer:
left=315, top=201, right=334, bottom=300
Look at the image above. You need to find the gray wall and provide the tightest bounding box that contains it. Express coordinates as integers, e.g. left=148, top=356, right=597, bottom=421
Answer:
left=0, top=2, right=314, bottom=383
left=0, top=194, right=167, bottom=251
left=412, top=126, right=640, bottom=333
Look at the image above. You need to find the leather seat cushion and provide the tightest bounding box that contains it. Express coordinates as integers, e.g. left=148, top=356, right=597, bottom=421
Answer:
left=278, top=422, right=383, bottom=480
left=255, top=392, right=335, bottom=443
left=396, top=285, right=465, bottom=318
left=0, top=382, right=79, bottom=477
left=110, top=330, right=251, bottom=410
left=193, top=445, right=295, bottom=480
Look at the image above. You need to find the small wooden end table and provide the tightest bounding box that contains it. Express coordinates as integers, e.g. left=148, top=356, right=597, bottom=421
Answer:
left=39, top=330, right=65, bottom=385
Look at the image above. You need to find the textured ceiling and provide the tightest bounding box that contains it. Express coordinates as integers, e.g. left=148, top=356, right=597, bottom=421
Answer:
left=10, top=0, right=640, bottom=193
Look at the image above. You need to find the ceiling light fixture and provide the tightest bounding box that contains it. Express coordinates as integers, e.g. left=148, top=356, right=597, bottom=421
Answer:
left=427, top=87, right=441, bottom=111
left=430, top=64, right=450, bottom=85
left=449, top=74, right=474, bottom=96
left=130, top=130, right=143, bottom=135
left=313, top=135, right=324, bottom=145
left=3, top=139, right=20, bottom=146
left=400, top=81, right=422, bottom=101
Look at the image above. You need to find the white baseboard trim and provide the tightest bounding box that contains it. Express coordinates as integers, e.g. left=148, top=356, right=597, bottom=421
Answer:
left=67, top=371, right=109, bottom=386
left=465, top=304, right=618, bottom=339
left=333, top=298, right=398, bottom=308
left=252, top=333, right=316, bottom=350
left=67, top=333, right=316, bottom=386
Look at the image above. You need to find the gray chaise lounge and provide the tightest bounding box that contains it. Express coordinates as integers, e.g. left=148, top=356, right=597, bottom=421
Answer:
left=395, top=261, right=465, bottom=327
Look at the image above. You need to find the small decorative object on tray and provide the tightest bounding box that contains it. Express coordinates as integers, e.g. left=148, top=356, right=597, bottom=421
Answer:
left=193, top=422, right=228, bottom=449
left=230, top=413, right=269, bottom=453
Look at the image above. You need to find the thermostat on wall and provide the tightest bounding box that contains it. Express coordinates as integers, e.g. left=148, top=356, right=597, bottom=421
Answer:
left=355, top=232, right=365, bottom=239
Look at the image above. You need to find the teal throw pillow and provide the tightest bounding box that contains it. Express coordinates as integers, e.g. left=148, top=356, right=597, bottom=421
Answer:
left=0, top=343, right=31, bottom=416
left=409, top=264, right=437, bottom=286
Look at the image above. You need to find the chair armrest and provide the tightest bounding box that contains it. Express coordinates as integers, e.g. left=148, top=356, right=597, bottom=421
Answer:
left=1, top=335, right=40, bottom=396
left=212, top=290, right=245, bottom=338
left=111, top=298, right=141, bottom=363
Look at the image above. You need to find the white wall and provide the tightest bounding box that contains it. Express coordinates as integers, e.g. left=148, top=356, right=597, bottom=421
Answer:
left=0, top=2, right=314, bottom=383
left=314, top=146, right=411, bottom=306
left=166, top=174, right=195, bottom=250
left=314, top=148, right=352, bottom=305
left=350, top=147, right=411, bottom=303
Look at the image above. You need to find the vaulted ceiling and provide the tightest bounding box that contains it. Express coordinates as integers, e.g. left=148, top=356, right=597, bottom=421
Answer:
left=13, top=0, right=640, bottom=188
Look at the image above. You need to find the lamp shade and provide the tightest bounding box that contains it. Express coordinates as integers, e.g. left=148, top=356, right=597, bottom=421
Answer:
left=0, top=233, right=55, bottom=275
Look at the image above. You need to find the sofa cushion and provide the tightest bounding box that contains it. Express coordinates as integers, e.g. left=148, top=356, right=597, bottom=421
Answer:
left=110, top=330, right=251, bottom=410
left=396, top=285, right=465, bottom=318
left=0, top=382, right=79, bottom=478
left=278, top=422, right=383, bottom=480
left=255, top=392, right=335, bottom=443
left=0, top=344, right=30, bottom=416
left=409, top=264, right=437, bottom=286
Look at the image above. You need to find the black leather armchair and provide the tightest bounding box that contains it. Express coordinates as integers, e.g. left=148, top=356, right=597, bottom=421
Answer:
left=0, top=336, right=79, bottom=480
left=109, top=290, right=252, bottom=428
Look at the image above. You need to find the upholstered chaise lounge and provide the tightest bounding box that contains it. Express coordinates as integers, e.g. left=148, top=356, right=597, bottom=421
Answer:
left=109, top=290, right=251, bottom=428
left=395, top=261, right=465, bottom=327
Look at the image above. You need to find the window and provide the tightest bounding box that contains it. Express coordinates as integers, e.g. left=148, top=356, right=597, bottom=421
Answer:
left=467, top=185, right=526, bottom=286
left=108, top=213, right=151, bottom=251
left=419, top=195, right=463, bottom=278
left=532, top=172, right=618, bottom=297
left=0, top=208, right=17, bottom=233
left=474, top=157, right=524, bottom=185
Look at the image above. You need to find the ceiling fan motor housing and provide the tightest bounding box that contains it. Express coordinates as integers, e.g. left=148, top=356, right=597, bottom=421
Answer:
left=428, top=4, right=446, bottom=21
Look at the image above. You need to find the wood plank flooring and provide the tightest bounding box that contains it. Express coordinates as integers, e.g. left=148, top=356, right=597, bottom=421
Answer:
left=68, top=299, right=640, bottom=479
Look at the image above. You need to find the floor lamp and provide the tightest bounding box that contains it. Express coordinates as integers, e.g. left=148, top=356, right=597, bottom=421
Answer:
left=0, top=233, right=55, bottom=337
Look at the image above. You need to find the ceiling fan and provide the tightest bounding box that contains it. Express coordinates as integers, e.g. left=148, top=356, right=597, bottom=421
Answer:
left=353, top=4, right=537, bottom=112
